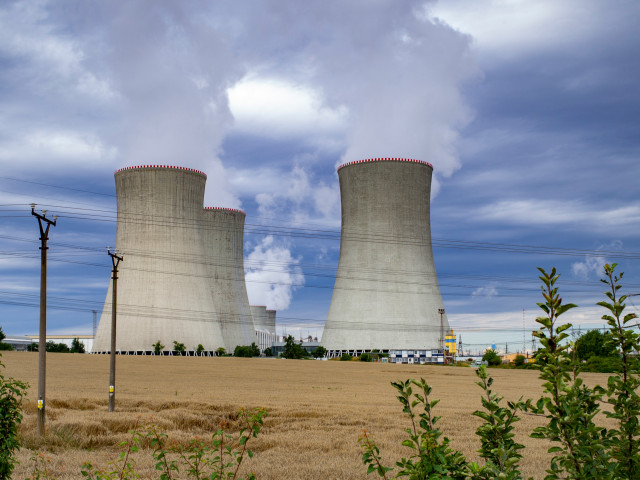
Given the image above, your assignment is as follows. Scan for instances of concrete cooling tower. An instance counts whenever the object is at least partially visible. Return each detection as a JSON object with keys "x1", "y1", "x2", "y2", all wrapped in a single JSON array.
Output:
[
  {"x1": 250, "y1": 305, "x2": 268, "y2": 331},
  {"x1": 266, "y1": 309, "x2": 276, "y2": 334},
  {"x1": 202, "y1": 207, "x2": 255, "y2": 350},
  {"x1": 321, "y1": 158, "x2": 449, "y2": 355},
  {"x1": 94, "y1": 166, "x2": 226, "y2": 354}
]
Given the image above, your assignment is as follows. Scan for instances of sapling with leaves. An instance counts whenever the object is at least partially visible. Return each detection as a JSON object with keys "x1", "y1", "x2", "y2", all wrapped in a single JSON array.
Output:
[
  {"x1": 0, "y1": 353, "x2": 28, "y2": 480},
  {"x1": 360, "y1": 371, "x2": 528, "y2": 479},
  {"x1": 472, "y1": 366, "x2": 526, "y2": 480},
  {"x1": 530, "y1": 267, "x2": 610, "y2": 479},
  {"x1": 598, "y1": 263, "x2": 640, "y2": 478},
  {"x1": 359, "y1": 378, "x2": 468, "y2": 479}
]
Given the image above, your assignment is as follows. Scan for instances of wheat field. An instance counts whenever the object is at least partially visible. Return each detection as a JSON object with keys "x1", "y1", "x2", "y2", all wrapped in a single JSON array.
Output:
[{"x1": 1, "y1": 351, "x2": 615, "y2": 479}]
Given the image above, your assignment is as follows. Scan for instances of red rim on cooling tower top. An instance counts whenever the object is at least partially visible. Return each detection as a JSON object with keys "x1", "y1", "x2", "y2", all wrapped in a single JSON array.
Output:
[
  {"x1": 204, "y1": 206, "x2": 246, "y2": 215},
  {"x1": 114, "y1": 165, "x2": 207, "y2": 178},
  {"x1": 337, "y1": 157, "x2": 433, "y2": 172}
]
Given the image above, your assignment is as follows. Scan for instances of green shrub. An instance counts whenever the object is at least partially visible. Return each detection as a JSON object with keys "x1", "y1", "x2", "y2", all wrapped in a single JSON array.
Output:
[
  {"x1": 0, "y1": 344, "x2": 13, "y2": 352},
  {"x1": 152, "y1": 341, "x2": 164, "y2": 355},
  {"x1": 282, "y1": 336, "x2": 309, "y2": 359},
  {"x1": 575, "y1": 329, "x2": 616, "y2": 362},
  {"x1": 360, "y1": 353, "x2": 372, "y2": 362},
  {"x1": 340, "y1": 353, "x2": 352, "y2": 361},
  {"x1": 482, "y1": 349, "x2": 501, "y2": 366},
  {"x1": 46, "y1": 341, "x2": 69, "y2": 353},
  {"x1": 234, "y1": 345, "x2": 250, "y2": 357},
  {"x1": 360, "y1": 367, "x2": 525, "y2": 478},
  {"x1": 312, "y1": 346, "x2": 327, "y2": 358},
  {"x1": 172, "y1": 341, "x2": 186, "y2": 354},
  {"x1": 0, "y1": 353, "x2": 28, "y2": 479},
  {"x1": 234, "y1": 343, "x2": 261, "y2": 357},
  {"x1": 70, "y1": 338, "x2": 85, "y2": 353},
  {"x1": 598, "y1": 263, "x2": 640, "y2": 478},
  {"x1": 360, "y1": 264, "x2": 640, "y2": 479},
  {"x1": 582, "y1": 355, "x2": 622, "y2": 373},
  {"x1": 263, "y1": 347, "x2": 273, "y2": 357},
  {"x1": 514, "y1": 354, "x2": 526, "y2": 367}
]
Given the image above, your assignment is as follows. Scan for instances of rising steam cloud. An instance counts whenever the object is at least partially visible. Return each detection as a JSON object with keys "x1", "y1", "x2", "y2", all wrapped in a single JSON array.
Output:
[{"x1": 3, "y1": 0, "x2": 478, "y2": 310}]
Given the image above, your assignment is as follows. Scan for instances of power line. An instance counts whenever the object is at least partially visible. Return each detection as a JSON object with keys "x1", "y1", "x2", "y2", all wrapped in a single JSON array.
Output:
[{"x1": 2, "y1": 203, "x2": 640, "y2": 261}]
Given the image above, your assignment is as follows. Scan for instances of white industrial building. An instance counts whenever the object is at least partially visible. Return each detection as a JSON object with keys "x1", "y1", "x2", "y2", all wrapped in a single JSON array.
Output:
[{"x1": 251, "y1": 305, "x2": 278, "y2": 352}]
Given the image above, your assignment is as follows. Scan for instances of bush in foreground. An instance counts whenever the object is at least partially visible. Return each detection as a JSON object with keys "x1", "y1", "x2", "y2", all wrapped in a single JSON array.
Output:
[
  {"x1": 0, "y1": 353, "x2": 28, "y2": 479},
  {"x1": 360, "y1": 264, "x2": 640, "y2": 479}
]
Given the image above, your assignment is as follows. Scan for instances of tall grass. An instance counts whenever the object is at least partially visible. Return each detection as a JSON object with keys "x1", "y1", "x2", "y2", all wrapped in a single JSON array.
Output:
[{"x1": 2, "y1": 353, "x2": 602, "y2": 479}]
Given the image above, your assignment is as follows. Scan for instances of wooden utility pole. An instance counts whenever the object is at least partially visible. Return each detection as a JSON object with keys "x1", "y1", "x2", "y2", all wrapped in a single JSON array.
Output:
[
  {"x1": 31, "y1": 204, "x2": 56, "y2": 436},
  {"x1": 107, "y1": 248, "x2": 123, "y2": 412}
]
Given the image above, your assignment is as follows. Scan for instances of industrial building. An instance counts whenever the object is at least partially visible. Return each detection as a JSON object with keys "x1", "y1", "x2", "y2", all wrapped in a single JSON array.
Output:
[
  {"x1": 321, "y1": 158, "x2": 450, "y2": 357},
  {"x1": 251, "y1": 305, "x2": 278, "y2": 353},
  {"x1": 93, "y1": 165, "x2": 257, "y2": 354}
]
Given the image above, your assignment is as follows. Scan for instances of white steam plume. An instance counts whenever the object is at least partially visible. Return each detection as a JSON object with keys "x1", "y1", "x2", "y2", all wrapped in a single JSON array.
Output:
[
  {"x1": 220, "y1": 0, "x2": 479, "y2": 179},
  {"x1": 4, "y1": 1, "x2": 478, "y2": 200},
  {"x1": 244, "y1": 236, "x2": 304, "y2": 310},
  {"x1": 101, "y1": 1, "x2": 244, "y2": 207}
]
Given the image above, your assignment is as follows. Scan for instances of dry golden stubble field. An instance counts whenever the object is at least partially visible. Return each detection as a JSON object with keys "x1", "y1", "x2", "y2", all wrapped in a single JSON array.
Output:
[{"x1": 2, "y1": 351, "x2": 616, "y2": 479}]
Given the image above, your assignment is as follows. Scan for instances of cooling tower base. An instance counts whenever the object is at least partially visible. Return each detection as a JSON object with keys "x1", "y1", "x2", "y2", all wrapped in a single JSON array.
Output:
[
  {"x1": 90, "y1": 350, "x2": 221, "y2": 356},
  {"x1": 326, "y1": 348, "x2": 450, "y2": 364}
]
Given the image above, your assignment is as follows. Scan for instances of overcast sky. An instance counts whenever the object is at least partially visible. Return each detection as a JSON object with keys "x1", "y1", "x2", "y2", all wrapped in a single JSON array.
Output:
[{"x1": 1, "y1": 0, "x2": 639, "y2": 354}]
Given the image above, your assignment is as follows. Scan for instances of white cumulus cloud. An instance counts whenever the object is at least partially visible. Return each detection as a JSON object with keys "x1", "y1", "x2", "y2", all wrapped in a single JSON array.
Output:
[
  {"x1": 472, "y1": 284, "x2": 499, "y2": 298},
  {"x1": 244, "y1": 235, "x2": 304, "y2": 310},
  {"x1": 572, "y1": 241, "x2": 623, "y2": 280}
]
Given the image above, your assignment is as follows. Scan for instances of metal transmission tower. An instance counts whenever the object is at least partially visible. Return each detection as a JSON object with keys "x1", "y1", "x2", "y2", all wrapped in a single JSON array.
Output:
[
  {"x1": 31, "y1": 204, "x2": 57, "y2": 436},
  {"x1": 321, "y1": 158, "x2": 449, "y2": 355},
  {"x1": 107, "y1": 248, "x2": 123, "y2": 412}
]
